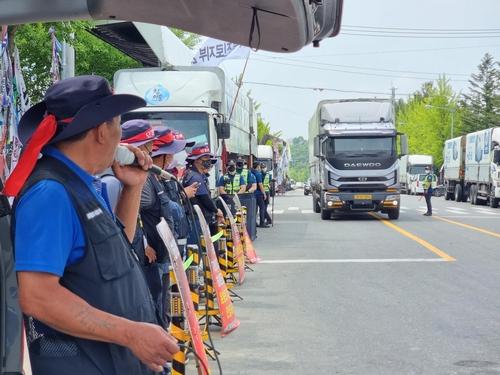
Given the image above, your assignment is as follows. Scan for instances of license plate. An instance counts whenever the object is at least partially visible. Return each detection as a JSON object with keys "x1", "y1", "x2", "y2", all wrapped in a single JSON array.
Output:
[{"x1": 354, "y1": 194, "x2": 372, "y2": 200}]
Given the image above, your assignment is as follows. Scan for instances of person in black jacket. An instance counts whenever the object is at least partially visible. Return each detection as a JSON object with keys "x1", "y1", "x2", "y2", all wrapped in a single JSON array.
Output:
[{"x1": 182, "y1": 144, "x2": 224, "y2": 235}]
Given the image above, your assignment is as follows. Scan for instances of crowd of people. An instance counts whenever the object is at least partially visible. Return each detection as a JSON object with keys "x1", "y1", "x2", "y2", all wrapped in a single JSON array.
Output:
[{"x1": 6, "y1": 75, "x2": 276, "y2": 375}]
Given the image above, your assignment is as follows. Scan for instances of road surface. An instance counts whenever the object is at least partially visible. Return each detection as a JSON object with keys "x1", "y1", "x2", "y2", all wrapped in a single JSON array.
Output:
[{"x1": 211, "y1": 190, "x2": 500, "y2": 375}]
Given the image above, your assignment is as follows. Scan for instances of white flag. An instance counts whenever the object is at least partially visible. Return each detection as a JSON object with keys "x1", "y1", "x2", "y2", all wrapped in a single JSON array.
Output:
[{"x1": 192, "y1": 38, "x2": 250, "y2": 66}]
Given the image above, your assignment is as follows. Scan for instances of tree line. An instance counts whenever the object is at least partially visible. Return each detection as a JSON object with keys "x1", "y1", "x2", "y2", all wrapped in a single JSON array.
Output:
[{"x1": 396, "y1": 52, "x2": 500, "y2": 167}]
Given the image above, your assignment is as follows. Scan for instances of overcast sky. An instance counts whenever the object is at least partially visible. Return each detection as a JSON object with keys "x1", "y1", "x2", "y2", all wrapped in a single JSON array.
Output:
[{"x1": 220, "y1": 0, "x2": 500, "y2": 140}]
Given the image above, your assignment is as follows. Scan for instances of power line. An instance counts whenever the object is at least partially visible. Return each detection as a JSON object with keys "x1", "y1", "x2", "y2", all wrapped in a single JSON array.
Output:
[
  {"x1": 342, "y1": 32, "x2": 500, "y2": 39},
  {"x1": 258, "y1": 44, "x2": 500, "y2": 59},
  {"x1": 250, "y1": 57, "x2": 469, "y2": 82},
  {"x1": 254, "y1": 55, "x2": 470, "y2": 77},
  {"x1": 344, "y1": 24, "x2": 500, "y2": 32},
  {"x1": 243, "y1": 81, "x2": 412, "y2": 96}
]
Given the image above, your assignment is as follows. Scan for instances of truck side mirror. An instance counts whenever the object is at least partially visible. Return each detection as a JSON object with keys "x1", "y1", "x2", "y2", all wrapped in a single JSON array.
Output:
[
  {"x1": 314, "y1": 136, "x2": 321, "y2": 158},
  {"x1": 399, "y1": 134, "x2": 408, "y2": 156},
  {"x1": 217, "y1": 122, "x2": 231, "y2": 140},
  {"x1": 494, "y1": 149, "x2": 500, "y2": 164}
]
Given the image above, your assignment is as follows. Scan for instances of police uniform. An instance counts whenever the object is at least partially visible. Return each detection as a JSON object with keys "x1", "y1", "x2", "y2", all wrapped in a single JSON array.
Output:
[
  {"x1": 261, "y1": 168, "x2": 273, "y2": 225},
  {"x1": 423, "y1": 171, "x2": 435, "y2": 216}
]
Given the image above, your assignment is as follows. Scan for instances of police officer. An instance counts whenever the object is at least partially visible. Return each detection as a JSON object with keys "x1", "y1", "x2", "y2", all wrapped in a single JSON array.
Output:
[
  {"x1": 236, "y1": 157, "x2": 257, "y2": 192},
  {"x1": 423, "y1": 166, "x2": 434, "y2": 216},
  {"x1": 251, "y1": 162, "x2": 269, "y2": 228},
  {"x1": 183, "y1": 144, "x2": 224, "y2": 234},
  {"x1": 218, "y1": 160, "x2": 246, "y2": 195},
  {"x1": 6, "y1": 76, "x2": 178, "y2": 374},
  {"x1": 260, "y1": 162, "x2": 273, "y2": 225}
]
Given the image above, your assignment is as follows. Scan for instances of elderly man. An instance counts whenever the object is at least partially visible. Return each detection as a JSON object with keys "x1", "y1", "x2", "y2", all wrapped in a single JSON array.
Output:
[{"x1": 4, "y1": 76, "x2": 178, "y2": 375}]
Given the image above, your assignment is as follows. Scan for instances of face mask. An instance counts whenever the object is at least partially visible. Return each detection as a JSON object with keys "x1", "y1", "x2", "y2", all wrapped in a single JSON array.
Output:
[
  {"x1": 425, "y1": 169, "x2": 430, "y2": 174},
  {"x1": 262, "y1": 168, "x2": 267, "y2": 173},
  {"x1": 201, "y1": 160, "x2": 213, "y2": 169}
]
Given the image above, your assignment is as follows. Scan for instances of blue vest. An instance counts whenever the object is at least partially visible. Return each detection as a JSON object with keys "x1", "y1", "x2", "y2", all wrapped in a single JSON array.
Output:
[{"x1": 14, "y1": 156, "x2": 158, "y2": 375}]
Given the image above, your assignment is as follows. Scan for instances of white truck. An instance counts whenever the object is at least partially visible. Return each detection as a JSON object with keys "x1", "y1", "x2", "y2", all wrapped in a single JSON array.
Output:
[
  {"x1": 464, "y1": 128, "x2": 500, "y2": 207},
  {"x1": 309, "y1": 99, "x2": 408, "y2": 220},
  {"x1": 114, "y1": 66, "x2": 258, "y2": 187},
  {"x1": 443, "y1": 136, "x2": 467, "y2": 201},
  {"x1": 256, "y1": 145, "x2": 274, "y2": 172},
  {"x1": 399, "y1": 154, "x2": 433, "y2": 194}
]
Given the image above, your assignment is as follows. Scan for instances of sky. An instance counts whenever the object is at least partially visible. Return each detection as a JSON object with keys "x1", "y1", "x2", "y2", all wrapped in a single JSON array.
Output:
[{"x1": 220, "y1": 0, "x2": 500, "y2": 140}]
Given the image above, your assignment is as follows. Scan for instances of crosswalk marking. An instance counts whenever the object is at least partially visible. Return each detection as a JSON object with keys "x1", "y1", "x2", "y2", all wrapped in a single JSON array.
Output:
[
  {"x1": 288, "y1": 207, "x2": 300, "y2": 211},
  {"x1": 301, "y1": 209, "x2": 314, "y2": 214}
]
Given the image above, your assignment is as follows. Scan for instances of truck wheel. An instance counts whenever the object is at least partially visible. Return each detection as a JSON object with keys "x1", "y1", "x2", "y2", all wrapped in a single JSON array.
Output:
[
  {"x1": 388, "y1": 208, "x2": 400, "y2": 220},
  {"x1": 455, "y1": 185, "x2": 463, "y2": 202},
  {"x1": 490, "y1": 196, "x2": 499, "y2": 208},
  {"x1": 313, "y1": 196, "x2": 321, "y2": 213},
  {"x1": 320, "y1": 208, "x2": 331, "y2": 220}
]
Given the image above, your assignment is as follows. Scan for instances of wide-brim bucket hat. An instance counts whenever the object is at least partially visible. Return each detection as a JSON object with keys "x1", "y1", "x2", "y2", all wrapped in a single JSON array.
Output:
[
  {"x1": 18, "y1": 75, "x2": 146, "y2": 145},
  {"x1": 152, "y1": 129, "x2": 196, "y2": 157},
  {"x1": 120, "y1": 119, "x2": 155, "y2": 147},
  {"x1": 186, "y1": 143, "x2": 217, "y2": 164}
]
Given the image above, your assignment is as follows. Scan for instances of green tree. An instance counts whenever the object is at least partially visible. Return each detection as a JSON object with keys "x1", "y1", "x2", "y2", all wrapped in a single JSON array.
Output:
[
  {"x1": 397, "y1": 76, "x2": 462, "y2": 167},
  {"x1": 14, "y1": 21, "x2": 141, "y2": 101},
  {"x1": 170, "y1": 28, "x2": 201, "y2": 49},
  {"x1": 462, "y1": 53, "x2": 500, "y2": 132},
  {"x1": 289, "y1": 136, "x2": 309, "y2": 182}
]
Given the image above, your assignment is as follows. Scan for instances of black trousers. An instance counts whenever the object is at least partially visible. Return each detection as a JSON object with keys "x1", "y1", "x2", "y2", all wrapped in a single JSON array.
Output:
[
  {"x1": 256, "y1": 194, "x2": 266, "y2": 226},
  {"x1": 424, "y1": 191, "x2": 432, "y2": 214},
  {"x1": 264, "y1": 193, "x2": 272, "y2": 223}
]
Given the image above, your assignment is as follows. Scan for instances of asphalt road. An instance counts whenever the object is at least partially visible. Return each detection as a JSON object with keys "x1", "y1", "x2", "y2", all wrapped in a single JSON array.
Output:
[{"x1": 209, "y1": 190, "x2": 500, "y2": 375}]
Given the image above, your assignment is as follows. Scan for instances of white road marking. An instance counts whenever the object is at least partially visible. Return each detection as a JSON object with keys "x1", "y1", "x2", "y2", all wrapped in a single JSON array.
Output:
[
  {"x1": 301, "y1": 209, "x2": 314, "y2": 214},
  {"x1": 288, "y1": 207, "x2": 300, "y2": 211},
  {"x1": 471, "y1": 208, "x2": 499, "y2": 215},
  {"x1": 446, "y1": 206, "x2": 467, "y2": 211},
  {"x1": 446, "y1": 208, "x2": 467, "y2": 214},
  {"x1": 260, "y1": 258, "x2": 448, "y2": 264},
  {"x1": 273, "y1": 210, "x2": 285, "y2": 214},
  {"x1": 441, "y1": 215, "x2": 500, "y2": 219}
]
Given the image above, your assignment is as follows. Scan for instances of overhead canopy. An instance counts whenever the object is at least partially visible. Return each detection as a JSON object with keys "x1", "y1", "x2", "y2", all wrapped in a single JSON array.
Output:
[
  {"x1": 90, "y1": 22, "x2": 194, "y2": 67},
  {"x1": 1, "y1": 0, "x2": 343, "y2": 53}
]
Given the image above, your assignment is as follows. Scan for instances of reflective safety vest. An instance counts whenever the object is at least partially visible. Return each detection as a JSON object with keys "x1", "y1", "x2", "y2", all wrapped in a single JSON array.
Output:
[
  {"x1": 224, "y1": 173, "x2": 241, "y2": 194},
  {"x1": 262, "y1": 173, "x2": 271, "y2": 192},
  {"x1": 239, "y1": 168, "x2": 249, "y2": 184},
  {"x1": 423, "y1": 174, "x2": 437, "y2": 190}
]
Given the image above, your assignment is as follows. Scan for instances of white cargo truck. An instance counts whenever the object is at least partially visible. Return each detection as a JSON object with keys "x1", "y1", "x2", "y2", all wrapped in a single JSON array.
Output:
[
  {"x1": 399, "y1": 154, "x2": 433, "y2": 194},
  {"x1": 309, "y1": 99, "x2": 408, "y2": 220},
  {"x1": 114, "y1": 66, "x2": 258, "y2": 187},
  {"x1": 464, "y1": 128, "x2": 500, "y2": 207},
  {"x1": 443, "y1": 136, "x2": 466, "y2": 201}
]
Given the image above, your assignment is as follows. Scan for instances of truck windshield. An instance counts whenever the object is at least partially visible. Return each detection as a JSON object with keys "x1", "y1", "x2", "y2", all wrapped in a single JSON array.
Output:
[
  {"x1": 326, "y1": 137, "x2": 395, "y2": 158},
  {"x1": 409, "y1": 166, "x2": 430, "y2": 175},
  {"x1": 121, "y1": 112, "x2": 210, "y2": 145}
]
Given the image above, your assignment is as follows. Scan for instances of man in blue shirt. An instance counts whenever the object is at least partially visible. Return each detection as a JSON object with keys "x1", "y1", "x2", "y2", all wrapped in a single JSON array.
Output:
[
  {"x1": 5, "y1": 76, "x2": 178, "y2": 374},
  {"x1": 251, "y1": 162, "x2": 269, "y2": 228}
]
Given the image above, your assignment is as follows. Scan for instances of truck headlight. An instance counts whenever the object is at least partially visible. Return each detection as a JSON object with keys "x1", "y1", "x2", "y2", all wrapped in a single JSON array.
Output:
[
  {"x1": 326, "y1": 194, "x2": 341, "y2": 202},
  {"x1": 385, "y1": 195, "x2": 400, "y2": 201}
]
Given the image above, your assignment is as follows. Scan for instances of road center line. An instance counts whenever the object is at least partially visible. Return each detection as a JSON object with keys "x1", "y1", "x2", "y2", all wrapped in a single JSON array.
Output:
[
  {"x1": 260, "y1": 258, "x2": 449, "y2": 264},
  {"x1": 369, "y1": 213, "x2": 455, "y2": 262},
  {"x1": 434, "y1": 215, "x2": 500, "y2": 239}
]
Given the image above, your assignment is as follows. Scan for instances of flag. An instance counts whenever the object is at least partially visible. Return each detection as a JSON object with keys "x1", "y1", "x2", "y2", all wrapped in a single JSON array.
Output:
[{"x1": 192, "y1": 38, "x2": 250, "y2": 66}]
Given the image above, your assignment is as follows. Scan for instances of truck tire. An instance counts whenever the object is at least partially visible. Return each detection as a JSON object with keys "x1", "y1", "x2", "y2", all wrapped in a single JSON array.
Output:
[
  {"x1": 313, "y1": 196, "x2": 321, "y2": 213},
  {"x1": 490, "y1": 196, "x2": 499, "y2": 208},
  {"x1": 388, "y1": 208, "x2": 400, "y2": 220},
  {"x1": 320, "y1": 208, "x2": 331, "y2": 220},
  {"x1": 455, "y1": 185, "x2": 463, "y2": 202}
]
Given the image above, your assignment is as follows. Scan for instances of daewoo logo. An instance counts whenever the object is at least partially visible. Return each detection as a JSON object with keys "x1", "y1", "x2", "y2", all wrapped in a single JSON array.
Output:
[{"x1": 344, "y1": 162, "x2": 382, "y2": 168}]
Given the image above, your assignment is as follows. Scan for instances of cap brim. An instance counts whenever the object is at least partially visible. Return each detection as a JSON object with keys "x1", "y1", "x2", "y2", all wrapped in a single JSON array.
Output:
[
  {"x1": 185, "y1": 140, "x2": 196, "y2": 148},
  {"x1": 18, "y1": 101, "x2": 48, "y2": 145},
  {"x1": 19, "y1": 94, "x2": 146, "y2": 145},
  {"x1": 152, "y1": 140, "x2": 188, "y2": 157}
]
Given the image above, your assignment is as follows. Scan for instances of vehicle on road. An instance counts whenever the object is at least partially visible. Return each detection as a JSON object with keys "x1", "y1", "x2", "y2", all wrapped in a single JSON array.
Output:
[
  {"x1": 443, "y1": 136, "x2": 467, "y2": 202},
  {"x1": 114, "y1": 65, "x2": 258, "y2": 188},
  {"x1": 399, "y1": 154, "x2": 433, "y2": 194},
  {"x1": 464, "y1": 128, "x2": 500, "y2": 207},
  {"x1": 309, "y1": 99, "x2": 408, "y2": 220},
  {"x1": 304, "y1": 180, "x2": 312, "y2": 195}
]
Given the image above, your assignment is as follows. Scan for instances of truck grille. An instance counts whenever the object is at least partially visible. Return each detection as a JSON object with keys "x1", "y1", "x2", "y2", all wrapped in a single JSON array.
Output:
[
  {"x1": 337, "y1": 177, "x2": 387, "y2": 182},
  {"x1": 338, "y1": 184, "x2": 387, "y2": 192}
]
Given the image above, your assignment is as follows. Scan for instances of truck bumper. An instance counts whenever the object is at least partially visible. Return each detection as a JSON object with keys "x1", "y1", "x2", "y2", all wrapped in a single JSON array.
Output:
[{"x1": 323, "y1": 191, "x2": 400, "y2": 212}]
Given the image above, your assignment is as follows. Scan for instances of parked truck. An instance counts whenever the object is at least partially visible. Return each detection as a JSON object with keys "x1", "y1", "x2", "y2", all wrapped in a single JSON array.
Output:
[
  {"x1": 399, "y1": 154, "x2": 433, "y2": 194},
  {"x1": 308, "y1": 99, "x2": 408, "y2": 220},
  {"x1": 464, "y1": 128, "x2": 500, "y2": 207},
  {"x1": 114, "y1": 65, "x2": 258, "y2": 188},
  {"x1": 443, "y1": 136, "x2": 466, "y2": 201}
]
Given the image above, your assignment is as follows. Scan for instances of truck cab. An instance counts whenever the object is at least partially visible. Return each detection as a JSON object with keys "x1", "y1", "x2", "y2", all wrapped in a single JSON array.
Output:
[{"x1": 309, "y1": 99, "x2": 408, "y2": 220}]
